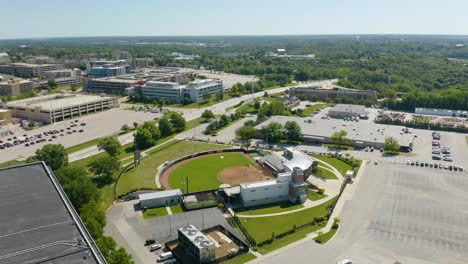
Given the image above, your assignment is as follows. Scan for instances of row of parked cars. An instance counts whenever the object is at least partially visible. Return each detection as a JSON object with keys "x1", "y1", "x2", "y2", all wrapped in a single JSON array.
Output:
[
  {"x1": 431, "y1": 131, "x2": 453, "y2": 162},
  {"x1": 406, "y1": 160, "x2": 464, "y2": 171},
  {"x1": 145, "y1": 239, "x2": 176, "y2": 263}
]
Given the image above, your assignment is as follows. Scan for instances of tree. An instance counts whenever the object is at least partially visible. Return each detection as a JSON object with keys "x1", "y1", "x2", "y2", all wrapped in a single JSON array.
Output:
[
  {"x1": 107, "y1": 247, "x2": 135, "y2": 264},
  {"x1": 96, "y1": 235, "x2": 117, "y2": 259},
  {"x1": 158, "y1": 117, "x2": 174, "y2": 137},
  {"x1": 70, "y1": 83, "x2": 80, "y2": 91},
  {"x1": 253, "y1": 99, "x2": 261, "y2": 110},
  {"x1": 35, "y1": 144, "x2": 68, "y2": 170},
  {"x1": 47, "y1": 79, "x2": 58, "y2": 88},
  {"x1": 28, "y1": 121, "x2": 36, "y2": 128},
  {"x1": 260, "y1": 122, "x2": 284, "y2": 143},
  {"x1": 169, "y1": 112, "x2": 186, "y2": 132},
  {"x1": 181, "y1": 97, "x2": 192, "y2": 105},
  {"x1": 202, "y1": 92, "x2": 211, "y2": 102},
  {"x1": 54, "y1": 166, "x2": 99, "y2": 210},
  {"x1": 236, "y1": 126, "x2": 257, "y2": 141},
  {"x1": 201, "y1": 109, "x2": 215, "y2": 121},
  {"x1": 215, "y1": 92, "x2": 223, "y2": 101},
  {"x1": 97, "y1": 137, "x2": 122, "y2": 156},
  {"x1": 135, "y1": 121, "x2": 160, "y2": 149},
  {"x1": 284, "y1": 121, "x2": 302, "y2": 142},
  {"x1": 330, "y1": 130, "x2": 350, "y2": 147},
  {"x1": 219, "y1": 114, "x2": 230, "y2": 126},
  {"x1": 121, "y1": 124, "x2": 130, "y2": 132},
  {"x1": 90, "y1": 156, "x2": 120, "y2": 182},
  {"x1": 133, "y1": 122, "x2": 138, "y2": 129},
  {"x1": 384, "y1": 136, "x2": 400, "y2": 153}
]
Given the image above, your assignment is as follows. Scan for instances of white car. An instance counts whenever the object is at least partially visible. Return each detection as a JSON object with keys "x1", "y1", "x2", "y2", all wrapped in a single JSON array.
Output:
[{"x1": 337, "y1": 259, "x2": 353, "y2": 264}]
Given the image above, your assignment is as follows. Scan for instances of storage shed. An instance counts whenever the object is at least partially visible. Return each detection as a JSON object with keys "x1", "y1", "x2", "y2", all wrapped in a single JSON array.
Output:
[{"x1": 139, "y1": 189, "x2": 183, "y2": 209}]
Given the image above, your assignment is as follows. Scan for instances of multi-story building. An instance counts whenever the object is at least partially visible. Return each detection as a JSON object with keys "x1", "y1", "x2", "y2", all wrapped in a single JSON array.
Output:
[
  {"x1": 0, "y1": 78, "x2": 34, "y2": 95},
  {"x1": 44, "y1": 69, "x2": 81, "y2": 80},
  {"x1": 290, "y1": 86, "x2": 378, "y2": 102},
  {"x1": 0, "y1": 109, "x2": 12, "y2": 125},
  {"x1": 84, "y1": 77, "x2": 139, "y2": 95},
  {"x1": 141, "y1": 81, "x2": 182, "y2": 103},
  {"x1": 184, "y1": 79, "x2": 223, "y2": 102},
  {"x1": 87, "y1": 60, "x2": 130, "y2": 77},
  {"x1": 0, "y1": 63, "x2": 63, "y2": 77},
  {"x1": 0, "y1": 52, "x2": 10, "y2": 64},
  {"x1": 112, "y1": 50, "x2": 131, "y2": 60},
  {"x1": 178, "y1": 225, "x2": 216, "y2": 263},
  {"x1": 131, "y1": 58, "x2": 151, "y2": 68},
  {"x1": 2, "y1": 93, "x2": 118, "y2": 124}
]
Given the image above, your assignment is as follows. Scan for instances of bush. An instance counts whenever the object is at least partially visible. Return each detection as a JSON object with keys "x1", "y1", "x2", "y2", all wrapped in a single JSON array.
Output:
[
  {"x1": 217, "y1": 203, "x2": 226, "y2": 212},
  {"x1": 317, "y1": 188, "x2": 325, "y2": 195}
]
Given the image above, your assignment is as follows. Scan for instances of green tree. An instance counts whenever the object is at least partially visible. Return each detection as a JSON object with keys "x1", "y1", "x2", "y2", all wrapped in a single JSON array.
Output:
[
  {"x1": 215, "y1": 92, "x2": 223, "y2": 101},
  {"x1": 97, "y1": 137, "x2": 122, "y2": 156},
  {"x1": 135, "y1": 121, "x2": 161, "y2": 148},
  {"x1": 201, "y1": 109, "x2": 215, "y2": 121},
  {"x1": 219, "y1": 114, "x2": 230, "y2": 126},
  {"x1": 121, "y1": 124, "x2": 130, "y2": 132},
  {"x1": 384, "y1": 136, "x2": 400, "y2": 153},
  {"x1": 202, "y1": 92, "x2": 211, "y2": 102},
  {"x1": 158, "y1": 117, "x2": 174, "y2": 137},
  {"x1": 261, "y1": 122, "x2": 284, "y2": 142},
  {"x1": 70, "y1": 83, "x2": 80, "y2": 91},
  {"x1": 253, "y1": 99, "x2": 261, "y2": 110},
  {"x1": 96, "y1": 235, "x2": 117, "y2": 259},
  {"x1": 89, "y1": 156, "x2": 121, "y2": 182},
  {"x1": 330, "y1": 130, "x2": 350, "y2": 147},
  {"x1": 54, "y1": 166, "x2": 99, "y2": 210},
  {"x1": 284, "y1": 121, "x2": 302, "y2": 142},
  {"x1": 35, "y1": 144, "x2": 68, "y2": 170},
  {"x1": 28, "y1": 121, "x2": 36, "y2": 128},
  {"x1": 236, "y1": 126, "x2": 257, "y2": 141},
  {"x1": 107, "y1": 247, "x2": 135, "y2": 264},
  {"x1": 47, "y1": 79, "x2": 58, "y2": 88},
  {"x1": 169, "y1": 112, "x2": 186, "y2": 132}
]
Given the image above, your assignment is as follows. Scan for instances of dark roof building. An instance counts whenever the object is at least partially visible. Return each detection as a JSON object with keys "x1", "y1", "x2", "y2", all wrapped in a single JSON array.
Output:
[{"x1": 0, "y1": 162, "x2": 105, "y2": 264}]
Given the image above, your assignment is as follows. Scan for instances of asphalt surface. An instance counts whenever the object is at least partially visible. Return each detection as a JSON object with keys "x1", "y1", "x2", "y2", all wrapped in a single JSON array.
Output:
[{"x1": 256, "y1": 161, "x2": 468, "y2": 264}]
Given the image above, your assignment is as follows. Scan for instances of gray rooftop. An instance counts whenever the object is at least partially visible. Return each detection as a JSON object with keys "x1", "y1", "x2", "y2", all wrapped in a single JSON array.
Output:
[
  {"x1": 329, "y1": 104, "x2": 367, "y2": 115},
  {"x1": 0, "y1": 162, "x2": 104, "y2": 263},
  {"x1": 139, "y1": 189, "x2": 182, "y2": 201}
]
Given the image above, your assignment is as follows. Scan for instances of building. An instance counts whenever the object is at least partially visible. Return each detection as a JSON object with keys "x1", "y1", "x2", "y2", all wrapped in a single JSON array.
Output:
[
  {"x1": 84, "y1": 77, "x2": 139, "y2": 94},
  {"x1": 87, "y1": 60, "x2": 130, "y2": 77},
  {"x1": 141, "y1": 81, "x2": 182, "y2": 103},
  {"x1": 178, "y1": 225, "x2": 216, "y2": 263},
  {"x1": 184, "y1": 79, "x2": 223, "y2": 102},
  {"x1": 290, "y1": 86, "x2": 378, "y2": 102},
  {"x1": 131, "y1": 58, "x2": 151, "y2": 68},
  {"x1": 0, "y1": 78, "x2": 34, "y2": 95},
  {"x1": 2, "y1": 93, "x2": 118, "y2": 123},
  {"x1": 0, "y1": 63, "x2": 63, "y2": 77},
  {"x1": 112, "y1": 50, "x2": 131, "y2": 60},
  {"x1": 328, "y1": 104, "x2": 368, "y2": 119},
  {"x1": 278, "y1": 95, "x2": 300, "y2": 108},
  {"x1": 0, "y1": 162, "x2": 105, "y2": 263},
  {"x1": 139, "y1": 189, "x2": 183, "y2": 209},
  {"x1": 54, "y1": 77, "x2": 81, "y2": 86},
  {"x1": 415, "y1": 107, "x2": 468, "y2": 118},
  {"x1": 0, "y1": 109, "x2": 12, "y2": 125},
  {"x1": 0, "y1": 52, "x2": 10, "y2": 64},
  {"x1": 44, "y1": 69, "x2": 81, "y2": 79}
]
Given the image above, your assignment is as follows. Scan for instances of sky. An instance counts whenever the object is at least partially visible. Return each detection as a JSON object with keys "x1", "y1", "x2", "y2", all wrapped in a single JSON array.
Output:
[{"x1": 0, "y1": 0, "x2": 467, "y2": 39}]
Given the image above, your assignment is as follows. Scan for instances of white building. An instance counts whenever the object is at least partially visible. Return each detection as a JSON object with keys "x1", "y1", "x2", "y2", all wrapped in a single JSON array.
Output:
[
  {"x1": 139, "y1": 189, "x2": 182, "y2": 209},
  {"x1": 415, "y1": 107, "x2": 468, "y2": 118},
  {"x1": 184, "y1": 79, "x2": 223, "y2": 102},
  {"x1": 240, "y1": 180, "x2": 290, "y2": 207},
  {"x1": 140, "y1": 79, "x2": 223, "y2": 103},
  {"x1": 0, "y1": 53, "x2": 10, "y2": 64},
  {"x1": 112, "y1": 50, "x2": 131, "y2": 60}
]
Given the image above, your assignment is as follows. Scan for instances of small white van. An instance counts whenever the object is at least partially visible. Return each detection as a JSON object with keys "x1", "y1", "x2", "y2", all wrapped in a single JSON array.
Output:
[{"x1": 157, "y1": 252, "x2": 173, "y2": 262}]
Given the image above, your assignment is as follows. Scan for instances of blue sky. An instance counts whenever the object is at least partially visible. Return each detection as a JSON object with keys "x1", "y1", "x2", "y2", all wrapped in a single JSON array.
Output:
[{"x1": 0, "y1": 0, "x2": 467, "y2": 38}]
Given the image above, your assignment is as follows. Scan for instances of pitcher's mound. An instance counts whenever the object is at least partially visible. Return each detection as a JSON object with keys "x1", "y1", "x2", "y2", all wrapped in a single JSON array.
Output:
[{"x1": 218, "y1": 166, "x2": 271, "y2": 185}]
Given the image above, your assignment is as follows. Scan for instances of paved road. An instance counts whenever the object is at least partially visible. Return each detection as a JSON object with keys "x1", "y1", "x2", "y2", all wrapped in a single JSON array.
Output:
[{"x1": 253, "y1": 161, "x2": 468, "y2": 264}]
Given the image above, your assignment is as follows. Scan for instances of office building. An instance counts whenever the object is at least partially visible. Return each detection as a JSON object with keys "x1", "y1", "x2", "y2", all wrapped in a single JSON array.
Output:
[
  {"x1": 0, "y1": 63, "x2": 63, "y2": 77},
  {"x1": 131, "y1": 58, "x2": 151, "y2": 68},
  {"x1": 178, "y1": 225, "x2": 216, "y2": 263},
  {"x1": 139, "y1": 189, "x2": 182, "y2": 209},
  {"x1": 2, "y1": 93, "x2": 118, "y2": 123},
  {"x1": 141, "y1": 81, "x2": 182, "y2": 103},
  {"x1": 0, "y1": 109, "x2": 12, "y2": 125},
  {"x1": 184, "y1": 79, "x2": 223, "y2": 102},
  {"x1": 84, "y1": 77, "x2": 139, "y2": 94},
  {"x1": 0, "y1": 52, "x2": 10, "y2": 64},
  {"x1": 415, "y1": 107, "x2": 468, "y2": 118},
  {"x1": 87, "y1": 60, "x2": 130, "y2": 77},
  {"x1": 0, "y1": 162, "x2": 105, "y2": 263},
  {"x1": 290, "y1": 86, "x2": 378, "y2": 102},
  {"x1": 0, "y1": 78, "x2": 34, "y2": 95},
  {"x1": 44, "y1": 69, "x2": 81, "y2": 80},
  {"x1": 112, "y1": 50, "x2": 131, "y2": 60},
  {"x1": 328, "y1": 104, "x2": 367, "y2": 119}
]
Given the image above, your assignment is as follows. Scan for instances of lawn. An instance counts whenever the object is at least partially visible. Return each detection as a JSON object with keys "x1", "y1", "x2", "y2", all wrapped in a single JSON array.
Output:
[
  {"x1": 307, "y1": 189, "x2": 328, "y2": 201},
  {"x1": 171, "y1": 94, "x2": 235, "y2": 109},
  {"x1": 169, "y1": 153, "x2": 257, "y2": 193},
  {"x1": 312, "y1": 155, "x2": 353, "y2": 176},
  {"x1": 301, "y1": 103, "x2": 325, "y2": 116},
  {"x1": 142, "y1": 206, "x2": 168, "y2": 219},
  {"x1": 222, "y1": 253, "x2": 257, "y2": 264},
  {"x1": 314, "y1": 167, "x2": 338, "y2": 180},
  {"x1": 0, "y1": 159, "x2": 26, "y2": 169},
  {"x1": 240, "y1": 197, "x2": 336, "y2": 243},
  {"x1": 314, "y1": 227, "x2": 338, "y2": 244},
  {"x1": 169, "y1": 204, "x2": 184, "y2": 214},
  {"x1": 234, "y1": 202, "x2": 304, "y2": 216},
  {"x1": 70, "y1": 141, "x2": 135, "y2": 172},
  {"x1": 116, "y1": 140, "x2": 228, "y2": 196}
]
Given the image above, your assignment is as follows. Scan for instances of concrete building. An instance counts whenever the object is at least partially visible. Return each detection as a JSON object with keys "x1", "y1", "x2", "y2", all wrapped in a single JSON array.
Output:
[
  {"x1": 84, "y1": 77, "x2": 139, "y2": 95},
  {"x1": 131, "y1": 58, "x2": 151, "y2": 68},
  {"x1": 0, "y1": 78, "x2": 34, "y2": 95},
  {"x1": 141, "y1": 81, "x2": 182, "y2": 103},
  {"x1": 112, "y1": 50, "x2": 131, "y2": 60},
  {"x1": 178, "y1": 225, "x2": 216, "y2": 263},
  {"x1": 44, "y1": 69, "x2": 80, "y2": 79},
  {"x1": 87, "y1": 60, "x2": 130, "y2": 77},
  {"x1": 139, "y1": 189, "x2": 182, "y2": 209},
  {"x1": 184, "y1": 79, "x2": 223, "y2": 102},
  {"x1": 328, "y1": 104, "x2": 368, "y2": 119},
  {"x1": 0, "y1": 109, "x2": 12, "y2": 125},
  {"x1": 0, "y1": 162, "x2": 105, "y2": 263},
  {"x1": 0, "y1": 52, "x2": 10, "y2": 64},
  {"x1": 2, "y1": 93, "x2": 118, "y2": 123},
  {"x1": 0, "y1": 63, "x2": 63, "y2": 77},
  {"x1": 290, "y1": 86, "x2": 378, "y2": 102},
  {"x1": 415, "y1": 107, "x2": 468, "y2": 118}
]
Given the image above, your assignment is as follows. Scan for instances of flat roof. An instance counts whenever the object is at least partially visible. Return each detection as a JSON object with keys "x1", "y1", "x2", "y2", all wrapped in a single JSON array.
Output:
[
  {"x1": 139, "y1": 189, "x2": 182, "y2": 201},
  {"x1": 283, "y1": 147, "x2": 314, "y2": 172},
  {"x1": 0, "y1": 162, "x2": 104, "y2": 263},
  {"x1": 329, "y1": 104, "x2": 367, "y2": 115},
  {"x1": 6, "y1": 94, "x2": 115, "y2": 111},
  {"x1": 255, "y1": 115, "x2": 414, "y2": 146},
  {"x1": 240, "y1": 179, "x2": 283, "y2": 189},
  {"x1": 10, "y1": 63, "x2": 58, "y2": 67}
]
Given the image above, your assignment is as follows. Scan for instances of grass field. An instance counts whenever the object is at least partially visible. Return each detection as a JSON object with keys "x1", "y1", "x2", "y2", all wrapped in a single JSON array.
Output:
[
  {"x1": 301, "y1": 103, "x2": 325, "y2": 116},
  {"x1": 0, "y1": 159, "x2": 26, "y2": 169},
  {"x1": 240, "y1": 197, "x2": 336, "y2": 244},
  {"x1": 314, "y1": 167, "x2": 338, "y2": 180},
  {"x1": 314, "y1": 227, "x2": 338, "y2": 244},
  {"x1": 312, "y1": 155, "x2": 353, "y2": 176},
  {"x1": 142, "y1": 206, "x2": 168, "y2": 219},
  {"x1": 169, "y1": 204, "x2": 184, "y2": 214},
  {"x1": 223, "y1": 253, "x2": 257, "y2": 264},
  {"x1": 117, "y1": 140, "x2": 228, "y2": 196},
  {"x1": 168, "y1": 153, "x2": 256, "y2": 193},
  {"x1": 307, "y1": 189, "x2": 328, "y2": 201},
  {"x1": 234, "y1": 202, "x2": 304, "y2": 216}
]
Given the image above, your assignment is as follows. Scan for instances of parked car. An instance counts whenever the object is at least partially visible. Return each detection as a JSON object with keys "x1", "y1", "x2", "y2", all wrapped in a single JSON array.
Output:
[
  {"x1": 145, "y1": 239, "x2": 155, "y2": 246},
  {"x1": 157, "y1": 252, "x2": 173, "y2": 262},
  {"x1": 150, "y1": 244, "x2": 162, "y2": 251},
  {"x1": 337, "y1": 260, "x2": 353, "y2": 264}
]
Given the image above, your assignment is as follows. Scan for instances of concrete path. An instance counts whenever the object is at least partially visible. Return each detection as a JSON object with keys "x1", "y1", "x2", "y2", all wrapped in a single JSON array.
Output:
[{"x1": 166, "y1": 206, "x2": 173, "y2": 215}]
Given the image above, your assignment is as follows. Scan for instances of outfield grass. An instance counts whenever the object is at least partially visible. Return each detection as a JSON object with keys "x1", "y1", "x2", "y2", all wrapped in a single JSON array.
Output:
[
  {"x1": 234, "y1": 202, "x2": 304, "y2": 216},
  {"x1": 307, "y1": 189, "x2": 328, "y2": 201},
  {"x1": 169, "y1": 153, "x2": 256, "y2": 193},
  {"x1": 314, "y1": 227, "x2": 338, "y2": 244},
  {"x1": 142, "y1": 206, "x2": 168, "y2": 219},
  {"x1": 241, "y1": 197, "x2": 336, "y2": 243},
  {"x1": 312, "y1": 155, "x2": 353, "y2": 176},
  {"x1": 169, "y1": 204, "x2": 184, "y2": 214},
  {"x1": 302, "y1": 103, "x2": 325, "y2": 116},
  {"x1": 314, "y1": 167, "x2": 338, "y2": 180},
  {"x1": 222, "y1": 253, "x2": 257, "y2": 264},
  {"x1": 117, "y1": 140, "x2": 228, "y2": 196}
]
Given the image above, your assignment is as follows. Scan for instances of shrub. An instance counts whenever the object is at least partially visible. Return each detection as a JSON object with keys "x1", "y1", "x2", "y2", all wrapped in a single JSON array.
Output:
[{"x1": 317, "y1": 188, "x2": 325, "y2": 195}]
